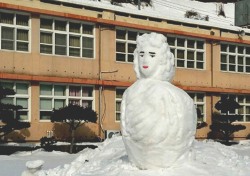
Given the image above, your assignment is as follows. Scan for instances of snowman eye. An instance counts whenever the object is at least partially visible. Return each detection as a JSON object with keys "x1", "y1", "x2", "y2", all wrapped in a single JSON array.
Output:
[
  {"x1": 139, "y1": 51, "x2": 144, "y2": 57},
  {"x1": 149, "y1": 52, "x2": 156, "y2": 57}
]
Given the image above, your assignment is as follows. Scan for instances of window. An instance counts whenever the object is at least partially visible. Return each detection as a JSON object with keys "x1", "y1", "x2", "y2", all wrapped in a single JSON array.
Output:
[
  {"x1": 167, "y1": 36, "x2": 205, "y2": 69},
  {"x1": 115, "y1": 88, "x2": 126, "y2": 121},
  {"x1": 0, "y1": 11, "x2": 30, "y2": 51},
  {"x1": 188, "y1": 92, "x2": 206, "y2": 122},
  {"x1": 220, "y1": 43, "x2": 250, "y2": 73},
  {"x1": 0, "y1": 81, "x2": 30, "y2": 121},
  {"x1": 116, "y1": 29, "x2": 144, "y2": 63},
  {"x1": 40, "y1": 17, "x2": 94, "y2": 58},
  {"x1": 220, "y1": 94, "x2": 250, "y2": 122},
  {"x1": 39, "y1": 84, "x2": 94, "y2": 120}
]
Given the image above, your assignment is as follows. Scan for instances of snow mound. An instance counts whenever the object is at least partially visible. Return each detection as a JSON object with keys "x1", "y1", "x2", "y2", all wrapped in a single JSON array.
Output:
[{"x1": 35, "y1": 136, "x2": 250, "y2": 176}]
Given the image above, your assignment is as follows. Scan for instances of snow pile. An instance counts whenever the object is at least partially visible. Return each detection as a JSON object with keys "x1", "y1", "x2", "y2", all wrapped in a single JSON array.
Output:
[
  {"x1": 57, "y1": 0, "x2": 237, "y2": 29},
  {"x1": 120, "y1": 33, "x2": 197, "y2": 169},
  {"x1": 34, "y1": 136, "x2": 250, "y2": 176}
]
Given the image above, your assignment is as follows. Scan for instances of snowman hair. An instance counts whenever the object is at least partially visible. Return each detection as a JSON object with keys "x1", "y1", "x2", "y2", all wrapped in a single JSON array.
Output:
[{"x1": 133, "y1": 32, "x2": 175, "y2": 81}]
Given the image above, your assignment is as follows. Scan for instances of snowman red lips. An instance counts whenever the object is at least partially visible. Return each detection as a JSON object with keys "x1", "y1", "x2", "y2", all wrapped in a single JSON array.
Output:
[{"x1": 143, "y1": 66, "x2": 149, "y2": 69}]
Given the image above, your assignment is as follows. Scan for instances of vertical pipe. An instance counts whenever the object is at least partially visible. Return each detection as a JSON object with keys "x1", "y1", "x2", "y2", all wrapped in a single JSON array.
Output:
[{"x1": 98, "y1": 24, "x2": 102, "y2": 138}]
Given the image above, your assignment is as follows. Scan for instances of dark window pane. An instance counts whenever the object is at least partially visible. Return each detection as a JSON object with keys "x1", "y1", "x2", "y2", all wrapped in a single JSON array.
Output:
[
  {"x1": 17, "y1": 29, "x2": 28, "y2": 41},
  {"x1": 116, "y1": 53, "x2": 126, "y2": 61},
  {"x1": 116, "y1": 30, "x2": 126, "y2": 39},
  {"x1": 187, "y1": 40, "x2": 195, "y2": 48},
  {"x1": 82, "y1": 37, "x2": 93, "y2": 48},
  {"x1": 2, "y1": 41, "x2": 14, "y2": 50},
  {"x1": 40, "y1": 32, "x2": 52, "y2": 44},
  {"x1": 238, "y1": 46, "x2": 244, "y2": 54},
  {"x1": 128, "y1": 54, "x2": 134, "y2": 62},
  {"x1": 128, "y1": 43, "x2": 136, "y2": 53},
  {"x1": 69, "y1": 48, "x2": 80, "y2": 57},
  {"x1": 0, "y1": 12, "x2": 14, "y2": 24},
  {"x1": 229, "y1": 65, "x2": 236, "y2": 71},
  {"x1": 55, "y1": 46, "x2": 66, "y2": 55},
  {"x1": 229, "y1": 55, "x2": 235, "y2": 64},
  {"x1": 197, "y1": 41, "x2": 204, "y2": 49},
  {"x1": 128, "y1": 31, "x2": 137, "y2": 41},
  {"x1": 177, "y1": 38, "x2": 185, "y2": 47},
  {"x1": 246, "y1": 66, "x2": 250, "y2": 73},
  {"x1": 187, "y1": 61, "x2": 194, "y2": 68},
  {"x1": 82, "y1": 24, "x2": 93, "y2": 35},
  {"x1": 17, "y1": 42, "x2": 28, "y2": 51},
  {"x1": 197, "y1": 52, "x2": 204, "y2": 61},
  {"x1": 187, "y1": 51, "x2": 194, "y2": 60},
  {"x1": 82, "y1": 49, "x2": 93, "y2": 58},
  {"x1": 55, "y1": 34, "x2": 66, "y2": 45},
  {"x1": 55, "y1": 20, "x2": 66, "y2": 31},
  {"x1": 238, "y1": 66, "x2": 244, "y2": 72},
  {"x1": 167, "y1": 37, "x2": 175, "y2": 46},
  {"x1": 196, "y1": 62, "x2": 204, "y2": 69},
  {"x1": 116, "y1": 42, "x2": 125, "y2": 52},
  {"x1": 221, "y1": 44, "x2": 227, "y2": 52},
  {"x1": 221, "y1": 54, "x2": 227, "y2": 63},
  {"x1": 69, "y1": 36, "x2": 80, "y2": 47},
  {"x1": 177, "y1": 50, "x2": 184, "y2": 59},
  {"x1": 246, "y1": 58, "x2": 250, "y2": 65},
  {"x1": 40, "y1": 18, "x2": 53, "y2": 29},
  {"x1": 177, "y1": 60, "x2": 184, "y2": 67},
  {"x1": 40, "y1": 111, "x2": 52, "y2": 120},
  {"x1": 229, "y1": 45, "x2": 236, "y2": 53},
  {"x1": 221, "y1": 64, "x2": 227, "y2": 71},
  {"x1": 238, "y1": 56, "x2": 244, "y2": 65},
  {"x1": 69, "y1": 22, "x2": 80, "y2": 33},
  {"x1": 246, "y1": 47, "x2": 250, "y2": 54},
  {"x1": 82, "y1": 87, "x2": 93, "y2": 97},
  {"x1": 16, "y1": 14, "x2": 29, "y2": 26},
  {"x1": 2, "y1": 27, "x2": 14, "y2": 40},
  {"x1": 40, "y1": 45, "x2": 52, "y2": 54}
]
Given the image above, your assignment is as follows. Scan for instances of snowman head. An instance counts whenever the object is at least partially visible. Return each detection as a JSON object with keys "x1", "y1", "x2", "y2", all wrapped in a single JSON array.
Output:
[{"x1": 133, "y1": 32, "x2": 175, "y2": 81}]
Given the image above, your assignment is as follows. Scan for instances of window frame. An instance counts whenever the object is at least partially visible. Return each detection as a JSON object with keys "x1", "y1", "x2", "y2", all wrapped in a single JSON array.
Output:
[
  {"x1": 115, "y1": 87, "x2": 127, "y2": 122},
  {"x1": 115, "y1": 28, "x2": 145, "y2": 63},
  {"x1": 0, "y1": 10, "x2": 30, "y2": 52},
  {"x1": 40, "y1": 16, "x2": 95, "y2": 59},
  {"x1": 220, "y1": 94, "x2": 250, "y2": 122},
  {"x1": 167, "y1": 35, "x2": 205, "y2": 70},
  {"x1": 220, "y1": 43, "x2": 250, "y2": 74},
  {"x1": 187, "y1": 92, "x2": 206, "y2": 122},
  {"x1": 39, "y1": 83, "x2": 95, "y2": 121},
  {"x1": 0, "y1": 80, "x2": 31, "y2": 121}
]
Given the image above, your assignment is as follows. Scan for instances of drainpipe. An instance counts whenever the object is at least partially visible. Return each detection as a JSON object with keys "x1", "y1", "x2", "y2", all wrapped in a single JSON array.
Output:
[
  {"x1": 98, "y1": 24, "x2": 118, "y2": 138},
  {"x1": 98, "y1": 24, "x2": 103, "y2": 138}
]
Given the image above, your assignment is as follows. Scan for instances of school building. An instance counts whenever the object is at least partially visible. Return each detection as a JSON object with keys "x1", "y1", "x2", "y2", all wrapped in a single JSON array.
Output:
[{"x1": 0, "y1": 0, "x2": 250, "y2": 142}]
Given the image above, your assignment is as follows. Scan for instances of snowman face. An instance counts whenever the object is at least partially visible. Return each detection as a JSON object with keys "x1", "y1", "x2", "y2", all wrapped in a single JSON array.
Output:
[{"x1": 138, "y1": 45, "x2": 161, "y2": 78}]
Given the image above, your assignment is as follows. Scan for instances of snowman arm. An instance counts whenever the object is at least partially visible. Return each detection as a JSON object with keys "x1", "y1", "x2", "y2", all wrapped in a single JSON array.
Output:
[{"x1": 120, "y1": 91, "x2": 128, "y2": 136}]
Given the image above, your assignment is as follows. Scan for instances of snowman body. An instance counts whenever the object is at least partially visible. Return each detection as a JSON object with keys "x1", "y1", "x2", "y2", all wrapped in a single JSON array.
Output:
[
  {"x1": 121, "y1": 79, "x2": 197, "y2": 169},
  {"x1": 120, "y1": 32, "x2": 197, "y2": 169}
]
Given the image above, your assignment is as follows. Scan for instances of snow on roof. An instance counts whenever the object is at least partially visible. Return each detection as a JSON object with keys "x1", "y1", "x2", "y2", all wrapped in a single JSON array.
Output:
[{"x1": 52, "y1": 0, "x2": 248, "y2": 33}]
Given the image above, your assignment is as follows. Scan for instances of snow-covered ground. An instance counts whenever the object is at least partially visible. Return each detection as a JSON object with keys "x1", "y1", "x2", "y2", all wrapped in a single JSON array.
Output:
[{"x1": 1, "y1": 136, "x2": 250, "y2": 176}]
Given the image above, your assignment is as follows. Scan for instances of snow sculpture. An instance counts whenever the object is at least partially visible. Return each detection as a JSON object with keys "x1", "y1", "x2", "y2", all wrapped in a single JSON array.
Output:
[{"x1": 120, "y1": 32, "x2": 197, "y2": 169}]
